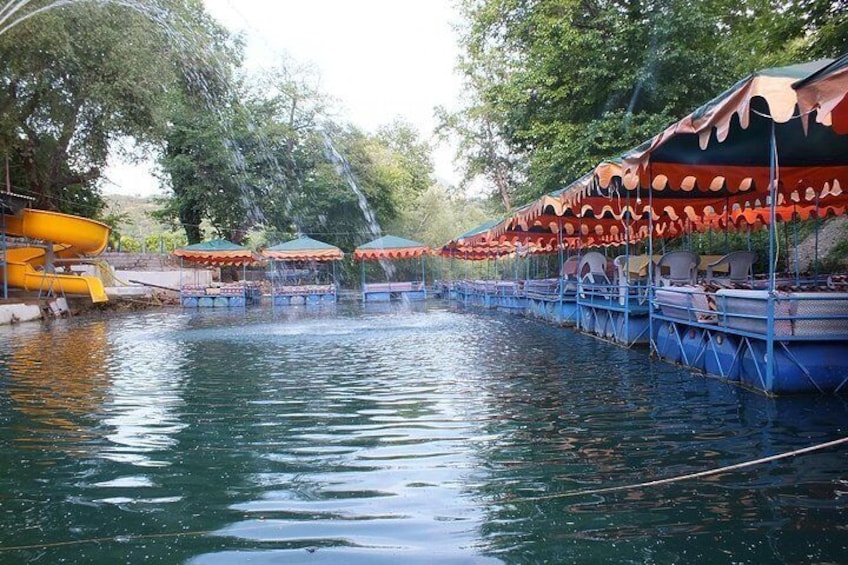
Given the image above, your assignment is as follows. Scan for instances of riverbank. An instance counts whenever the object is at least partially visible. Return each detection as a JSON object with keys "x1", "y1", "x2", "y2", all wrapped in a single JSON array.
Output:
[{"x1": 0, "y1": 288, "x2": 179, "y2": 326}]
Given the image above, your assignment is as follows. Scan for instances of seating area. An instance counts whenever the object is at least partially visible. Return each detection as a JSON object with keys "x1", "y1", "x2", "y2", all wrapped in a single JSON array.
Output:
[
  {"x1": 362, "y1": 281, "x2": 427, "y2": 302},
  {"x1": 180, "y1": 281, "x2": 262, "y2": 307},
  {"x1": 363, "y1": 281, "x2": 424, "y2": 293}
]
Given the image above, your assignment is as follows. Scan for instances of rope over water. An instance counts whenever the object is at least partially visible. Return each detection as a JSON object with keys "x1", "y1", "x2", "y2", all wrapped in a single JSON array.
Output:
[
  {"x1": 1, "y1": 436, "x2": 846, "y2": 552},
  {"x1": 519, "y1": 435, "x2": 848, "y2": 502}
]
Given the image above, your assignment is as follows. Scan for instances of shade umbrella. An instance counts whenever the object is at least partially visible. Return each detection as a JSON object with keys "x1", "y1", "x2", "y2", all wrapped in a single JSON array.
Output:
[
  {"x1": 353, "y1": 235, "x2": 430, "y2": 261},
  {"x1": 262, "y1": 236, "x2": 343, "y2": 262}
]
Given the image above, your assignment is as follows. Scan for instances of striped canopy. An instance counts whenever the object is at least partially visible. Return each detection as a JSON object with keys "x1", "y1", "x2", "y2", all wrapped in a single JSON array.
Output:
[
  {"x1": 795, "y1": 53, "x2": 848, "y2": 135},
  {"x1": 262, "y1": 236, "x2": 343, "y2": 262},
  {"x1": 616, "y1": 59, "x2": 848, "y2": 223},
  {"x1": 173, "y1": 239, "x2": 264, "y2": 266},
  {"x1": 354, "y1": 235, "x2": 430, "y2": 261}
]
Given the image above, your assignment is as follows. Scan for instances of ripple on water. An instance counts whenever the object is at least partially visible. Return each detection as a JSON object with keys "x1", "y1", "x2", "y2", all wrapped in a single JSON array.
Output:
[{"x1": 0, "y1": 306, "x2": 847, "y2": 564}]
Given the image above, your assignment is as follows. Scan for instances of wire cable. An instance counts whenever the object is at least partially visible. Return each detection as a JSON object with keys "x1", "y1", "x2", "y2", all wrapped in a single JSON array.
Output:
[{"x1": 519, "y1": 435, "x2": 848, "y2": 502}]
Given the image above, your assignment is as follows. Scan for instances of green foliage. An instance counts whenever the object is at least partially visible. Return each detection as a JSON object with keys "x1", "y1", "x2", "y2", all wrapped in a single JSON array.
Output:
[
  {"x1": 446, "y1": 0, "x2": 848, "y2": 207},
  {"x1": 0, "y1": 0, "x2": 231, "y2": 217},
  {"x1": 117, "y1": 236, "x2": 142, "y2": 254}
]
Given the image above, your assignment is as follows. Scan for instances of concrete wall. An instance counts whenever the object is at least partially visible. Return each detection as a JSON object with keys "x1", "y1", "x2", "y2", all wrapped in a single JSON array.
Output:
[
  {"x1": 0, "y1": 303, "x2": 42, "y2": 325},
  {"x1": 99, "y1": 252, "x2": 181, "y2": 271},
  {"x1": 73, "y1": 253, "x2": 217, "y2": 289},
  {"x1": 116, "y1": 270, "x2": 212, "y2": 289}
]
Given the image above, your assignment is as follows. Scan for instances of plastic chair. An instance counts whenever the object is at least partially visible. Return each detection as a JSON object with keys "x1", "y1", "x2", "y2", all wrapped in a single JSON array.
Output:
[
  {"x1": 613, "y1": 255, "x2": 630, "y2": 305},
  {"x1": 705, "y1": 251, "x2": 757, "y2": 284},
  {"x1": 561, "y1": 256, "x2": 580, "y2": 292},
  {"x1": 578, "y1": 251, "x2": 611, "y2": 298},
  {"x1": 656, "y1": 251, "x2": 700, "y2": 286},
  {"x1": 561, "y1": 256, "x2": 579, "y2": 278},
  {"x1": 578, "y1": 251, "x2": 608, "y2": 282}
]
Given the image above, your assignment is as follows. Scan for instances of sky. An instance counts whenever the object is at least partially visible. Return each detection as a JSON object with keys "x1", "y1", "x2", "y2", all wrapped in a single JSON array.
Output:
[{"x1": 103, "y1": 0, "x2": 465, "y2": 196}]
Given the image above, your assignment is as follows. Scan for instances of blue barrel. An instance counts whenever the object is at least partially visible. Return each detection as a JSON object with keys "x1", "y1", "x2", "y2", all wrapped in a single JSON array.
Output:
[
  {"x1": 655, "y1": 321, "x2": 683, "y2": 363},
  {"x1": 742, "y1": 341, "x2": 848, "y2": 394},
  {"x1": 703, "y1": 332, "x2": 740, "y2": 382},
  {"x1": 680, "y1": 327, "x2": 706, "y2": 372}
]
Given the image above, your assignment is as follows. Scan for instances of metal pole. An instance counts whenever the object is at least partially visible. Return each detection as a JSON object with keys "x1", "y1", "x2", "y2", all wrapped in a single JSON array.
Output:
[
  {"x1": 814, "y1": 194, "x2": 820, "y2": 283},
  {"x1": 793, "y1": 205, "x2": 800, "y2": 285},
  {"x1": 624, "y1": 188, "x2": 631, "y2": 345},
  {"x1": 421, "y1": 254, "x2": 426, "y2": 298},
  {"x1": 557, "y1": 218, "x2": 564, "y2": 308},
  {"x1": 648, "y1": 163, "x2": 655, "y2": 353},
  {"x1": 360, "y1": 259, "x2": 365, "y2": 301},
  {"x1": 2, "y1": 210, "x2": 6, "y2": 300},
  {"x1": 765, "y1": 121, "x2": 778, "y2": 392}
]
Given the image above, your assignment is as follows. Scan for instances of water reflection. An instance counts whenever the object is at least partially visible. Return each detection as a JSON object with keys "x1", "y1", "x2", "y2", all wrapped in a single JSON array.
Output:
[
  {"x1": 463, "y1": 320, "x2": 848, "y2": 563},
  {"x1": 186, "y1": 309, "x2": 495, "y2": 562},
  {"x1": 4, "y1": 320, "x2": 112, "y2": 452},
  {"x1": 0, "y1": 307, "x2": 846, "y2": 564},
  {"x1": 98, "y1": 314, "x2": 189, "y2": 467}
]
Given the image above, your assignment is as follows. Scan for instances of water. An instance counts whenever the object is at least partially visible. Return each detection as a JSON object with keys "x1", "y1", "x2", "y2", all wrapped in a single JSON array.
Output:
[{"x1": 0, "y1": 305, "x2": 847, "y2": 563}]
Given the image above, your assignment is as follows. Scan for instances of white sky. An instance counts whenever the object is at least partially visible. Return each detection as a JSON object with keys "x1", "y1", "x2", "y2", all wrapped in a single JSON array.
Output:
[{"x1": 103, "y1": 0, "x2": 464, "y2": 196}]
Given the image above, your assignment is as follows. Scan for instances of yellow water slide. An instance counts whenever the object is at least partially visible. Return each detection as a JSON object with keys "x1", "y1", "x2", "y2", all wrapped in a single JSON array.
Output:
[{"x1": 2, "y1": 209, "x2": 110, "y2": 302}]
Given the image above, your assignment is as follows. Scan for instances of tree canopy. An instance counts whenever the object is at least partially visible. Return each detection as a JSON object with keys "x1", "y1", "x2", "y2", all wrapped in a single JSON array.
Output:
[
  {"x1": 4, "y1": 0, "x2": 841, "y2": 253},
  {"x1": 444, "y1": 0, "x2": 848, "y2": 210},
  {"x1": 0, "y1": 0, "x2": 232, "y2": 217}
]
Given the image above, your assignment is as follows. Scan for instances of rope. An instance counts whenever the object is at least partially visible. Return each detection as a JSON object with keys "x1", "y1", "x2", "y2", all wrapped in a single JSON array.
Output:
[
  {"x1": 1, "y1": 436, "x2": 845, "y2": 552},
  {"x1": 519, "y1": 435, "x2": 848, "y2": 502},
  {"x1": 0, "y1": 528, "x2": 217, "y2": 552}
]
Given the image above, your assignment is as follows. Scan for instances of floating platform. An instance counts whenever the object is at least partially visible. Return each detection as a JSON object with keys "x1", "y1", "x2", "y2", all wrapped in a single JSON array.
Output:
[
  {"x1": 362, "y1": 282, "x2": 426, "y2": 302},
  {"x1": 652, "y1": 286, "x2": 848, "y2": 395},
  {"x1": 273, "y1": 284, "x2": 337, "y2": 306},
  {"x1": 180, "y1": 284, "x2": 262, "y2": 308},
  {"x1": 576, "y1": 279, "x2": 652, "y2": 347},
  {"x1": 445, "y1": 276, "x2": 848, "y2": 395}
]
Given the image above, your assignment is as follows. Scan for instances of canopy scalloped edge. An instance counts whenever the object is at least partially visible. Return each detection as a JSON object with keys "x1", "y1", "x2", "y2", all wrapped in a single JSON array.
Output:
[
  {"x1": 353, "y1": 247, "x2": 430, "y2": 261},
  {"x1": 262, "y1": 249, "x2": 343, "y2": 262}
]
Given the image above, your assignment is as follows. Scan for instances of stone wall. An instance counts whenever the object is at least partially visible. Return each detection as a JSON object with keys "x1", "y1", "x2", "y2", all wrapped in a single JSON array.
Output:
[
  {"x1": 84, "y1": 253, "x2": 217, "y2": 288},
  {"x1": 99, "y1": 252, "x2": 182, "y2": 271}
]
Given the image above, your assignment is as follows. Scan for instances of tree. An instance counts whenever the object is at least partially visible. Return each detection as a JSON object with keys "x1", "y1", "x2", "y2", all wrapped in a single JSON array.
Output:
[
  {"x1": 446, "y1": 0, "x2": 846, "y2": 206},
  {"x1": 157, "y1": 59, "x2": 337, "y2": 245},
  {"x1": 0, "y1": 0, "x2": 231, "y2": 218}
]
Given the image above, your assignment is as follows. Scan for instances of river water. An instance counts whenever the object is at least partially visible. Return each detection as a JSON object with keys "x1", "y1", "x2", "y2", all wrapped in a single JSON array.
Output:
[{"x1": 0, "y1": 304, "x2": 846, "y2": 564}]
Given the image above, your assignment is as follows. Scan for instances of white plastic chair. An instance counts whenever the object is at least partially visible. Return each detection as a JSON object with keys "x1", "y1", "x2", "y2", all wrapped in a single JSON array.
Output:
[
  {"x1": 579, "y1": 251, "x2": 608, "y2": 281},
  {"x1": 657, "y1": 251, "x2": 700, "y2": 286},
  {"x1": 561, "y1": 256, "x2": 580, "y2": 292},
  {"x1": 578, "y1": 251, "x2": 610, "y2": 298},
  {"x1": 706, "y1": 251, "x2": 757, "y2": 284}
]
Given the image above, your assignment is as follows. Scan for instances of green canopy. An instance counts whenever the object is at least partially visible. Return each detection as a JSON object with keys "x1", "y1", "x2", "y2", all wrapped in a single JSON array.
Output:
[
  {"x1": 262, "y1": 236, "x2": 343, "y2": 262},
  {"x1": 173, "y1": 239, "x2": 262, "y2": 266},
  {"x1": 354, "y1": 235, "x2": 430, "y2": 260}
]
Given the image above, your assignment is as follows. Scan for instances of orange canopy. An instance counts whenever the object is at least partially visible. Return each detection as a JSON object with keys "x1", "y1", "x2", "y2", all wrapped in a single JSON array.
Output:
[
  {"x1": 173, "y1": 239, "x2": 264, "y2": 267},
  {"x1": 354, "y1": 235, "x2": 430, "y2": 261}
]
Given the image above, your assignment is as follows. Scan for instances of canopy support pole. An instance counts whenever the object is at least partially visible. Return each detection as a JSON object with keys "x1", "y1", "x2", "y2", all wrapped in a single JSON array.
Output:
[
  {"x1": 793, "y1": 205, "x2": 800, "y2": 285},
  {"x1": 624, "y1": 185, "x2": 632, "y2": 343},
  {"x1": 557, "y1": 218, "x2": 564, "y2": 307},
  {"x1": 421, "y1": 255, "x2": 426, "y2": 298},
  {"x1": 814, "y1": 193, "x2": 820, "y2": 283},
  {"x1": 648, "y1": 163, "x2": 655, "y2": 353},
  {"x1": 179, "y1": 257, "x2": 183, "y2": 306},
  {"x1": 766, "y1": 121, "x2": 778, "y2": 392},
  {"x1": 577, "y1": 214, "x2": 584, "y2": 331},
  {"x1": 2, "y1": 210, "x2": 7, "y2": 300},
  {"x1": 360, "y1": 259, "x2": 365, "y2": 302}
]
